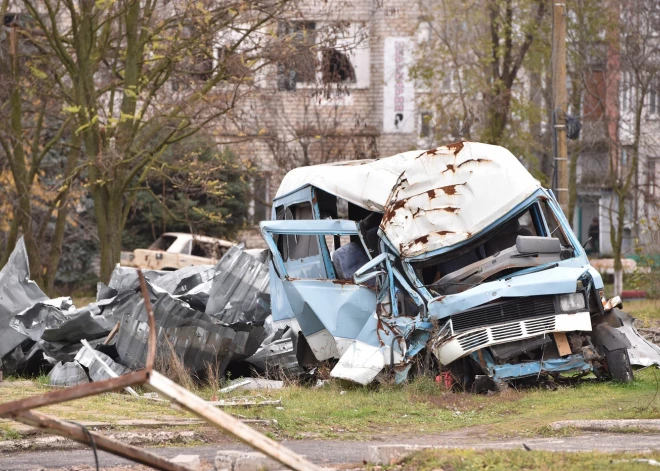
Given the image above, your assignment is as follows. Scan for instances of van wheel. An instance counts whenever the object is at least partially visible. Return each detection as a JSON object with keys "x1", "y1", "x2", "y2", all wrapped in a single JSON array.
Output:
[{"x1": 605, "y1": 347, "x2": 634, "y2": 383}]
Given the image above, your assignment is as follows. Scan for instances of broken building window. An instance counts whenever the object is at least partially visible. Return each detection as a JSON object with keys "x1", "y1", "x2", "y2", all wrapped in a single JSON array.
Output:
[
  {"x1": 647, "y1": 158, "x2": 660, "y2": 199},
  {"x1": 277, "y1": 21, "x2": 317, "y2": 91},
  {"x1": 277, "y1": 22, "x2": 369, "y2": 91},
  {"x1": 321, "y1": 48, "x2": 356, "y2": 83}
]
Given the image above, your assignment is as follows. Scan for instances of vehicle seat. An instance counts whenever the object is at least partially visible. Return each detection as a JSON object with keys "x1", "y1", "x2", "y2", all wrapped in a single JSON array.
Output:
[
  {"x1": 363, "y1": 226, "x2": 380, "y2": 257},
  {"x1": 332, "y1": 242, "x2": 371, "y2": 285},
  {"x1": 484, "y1": 219, "x2": 532, "y2": 256}
]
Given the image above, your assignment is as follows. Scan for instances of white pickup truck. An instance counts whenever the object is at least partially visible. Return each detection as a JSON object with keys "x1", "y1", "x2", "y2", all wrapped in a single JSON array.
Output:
[{"x1": 121, "y1": 232, "x2": 234, "y2": 271}]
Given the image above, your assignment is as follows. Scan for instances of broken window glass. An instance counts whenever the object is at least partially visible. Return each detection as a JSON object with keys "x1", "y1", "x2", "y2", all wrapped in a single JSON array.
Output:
[
  {"x1": 274, "y1": 203, "x2": 320, "y2": 262},
  {"x1": 412, "y1": 202, "x2": 562, "y2": 293}
]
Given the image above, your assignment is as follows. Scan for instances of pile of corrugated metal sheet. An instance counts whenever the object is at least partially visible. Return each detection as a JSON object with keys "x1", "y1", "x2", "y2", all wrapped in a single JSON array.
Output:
[{"x1": 0, "y1": 240, "x2": 288, "y2": 385}]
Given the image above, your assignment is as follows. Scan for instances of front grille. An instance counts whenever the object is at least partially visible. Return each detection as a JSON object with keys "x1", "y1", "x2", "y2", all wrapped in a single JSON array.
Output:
[
  {"x1": 525, "y1": 316, "x2": 555, "y2": 334},
  {"x1": 491, "y1": 322, "x2": 523, "y2": 340},
  {"x1": 458, "y1": 329, "x2": 489, "y2": 350},
  {"x1": 451, "y1": 296, "x2": 556, "y2": 333}
]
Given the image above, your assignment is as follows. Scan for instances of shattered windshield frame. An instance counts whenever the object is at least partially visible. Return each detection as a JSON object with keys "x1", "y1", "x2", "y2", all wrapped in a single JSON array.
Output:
[{"x1": 401, "y1": 190, "x2": 581, "y2": 300}]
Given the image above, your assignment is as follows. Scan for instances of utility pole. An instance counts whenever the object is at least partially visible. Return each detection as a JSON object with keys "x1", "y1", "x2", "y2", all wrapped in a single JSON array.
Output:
[{"x1": 552, "y1": 3, "x2": 569, "y2": 215}]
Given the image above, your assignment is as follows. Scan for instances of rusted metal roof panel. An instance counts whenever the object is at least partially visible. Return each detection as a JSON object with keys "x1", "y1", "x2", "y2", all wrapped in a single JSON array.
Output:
[{"x1": 380, "y1": 142, "x2": 541, "y2": 258}]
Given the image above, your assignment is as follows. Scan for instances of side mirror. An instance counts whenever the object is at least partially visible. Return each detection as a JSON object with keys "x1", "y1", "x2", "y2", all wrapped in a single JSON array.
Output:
[
  {"x1": 516, "y1": 235, "x2": 561, "y2": 254},
  {"x1": 353, "y1": 253, "x2": 394, "y2": 284}
]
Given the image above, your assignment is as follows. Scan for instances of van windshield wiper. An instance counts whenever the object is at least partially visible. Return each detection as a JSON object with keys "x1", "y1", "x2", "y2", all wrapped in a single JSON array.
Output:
[{"x1": 504, "y1": 262, "x2": 559, "y2": 281}]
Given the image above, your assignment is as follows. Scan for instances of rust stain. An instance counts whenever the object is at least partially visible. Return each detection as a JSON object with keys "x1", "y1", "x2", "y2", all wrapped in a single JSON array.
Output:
[
  {"x1": 414, "y1": 234, "x2": 430, "y2": 245},
  {"x1": 442, "y1": 163, "x2": 455, "y2": 173},
  {"x1": 439, "y1": 183, "x2": 465, "y2": 195},
  {"x1": 381, "y1": 198, "x2": 407, "y2": 225},
  {"x1": 457, "y1": 158, "x2": 490, "y2": 168},
  {"x1": 436, "y1": 230, "x2": 455, "y2": 236},
  {"x1": 425, "y1": 148, "x2": 440, "y2": 156},
  {"x1": 331, "y1": 279, "x2": 355, "y2": 286},
  {"x1": 375, "y1": 315, "x2": 386, "y2": 347},
  {"x1": 441, "y1": 206, "x2": 459, "y2": 213},
  {"x1": 445, "y1": 140, "x2": 465, "y2": 156},
  {"x1": 427, "y1": 184, "x2": 463, "y2": 199}
]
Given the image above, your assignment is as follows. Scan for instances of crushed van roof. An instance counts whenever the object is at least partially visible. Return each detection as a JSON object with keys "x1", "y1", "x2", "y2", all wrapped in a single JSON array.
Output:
[{"x1": 275, "y1": 142, "x2": 541, "y2": 258}]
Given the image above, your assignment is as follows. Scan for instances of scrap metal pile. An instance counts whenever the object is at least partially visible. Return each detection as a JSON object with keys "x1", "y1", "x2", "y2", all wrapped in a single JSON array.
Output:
[{"x1": 0, "y1": 238, "x2": 294, "y2": 384}]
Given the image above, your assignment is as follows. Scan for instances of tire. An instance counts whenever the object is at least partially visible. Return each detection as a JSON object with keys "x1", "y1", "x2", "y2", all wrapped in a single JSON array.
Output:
[{"x1": 605, "y1": 347, "x2": 634, "y2": 383}]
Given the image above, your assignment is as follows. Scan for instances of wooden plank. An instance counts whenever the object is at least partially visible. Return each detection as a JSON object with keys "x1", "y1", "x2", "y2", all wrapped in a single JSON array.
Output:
[
  {"x1": 554, "y1": 332, "x2": 571, "y2": 356},
  {"x1": 148, "y1": 370, "x2": 321, "y2": 471}
]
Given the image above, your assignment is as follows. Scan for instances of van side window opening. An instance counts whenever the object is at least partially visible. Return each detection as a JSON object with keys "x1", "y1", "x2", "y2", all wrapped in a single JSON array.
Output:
[{"x1": 280, "y1": 203, "x2": 320, "y2": 261}]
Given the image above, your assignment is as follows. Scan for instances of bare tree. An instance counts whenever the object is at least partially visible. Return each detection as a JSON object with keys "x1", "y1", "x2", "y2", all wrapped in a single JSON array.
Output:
[
  {"x1": 413, "y1": 0, "x2": 547, "y2": 152},
  {"x1": 607, "y1": 0, "x2": 660, "y2": 295},
  {"x1": 0, "y1": 4, "x2": 82, "y2": 293},
  {"x1": 9, "y1": 0, "x2": 303, "y2": 283}
]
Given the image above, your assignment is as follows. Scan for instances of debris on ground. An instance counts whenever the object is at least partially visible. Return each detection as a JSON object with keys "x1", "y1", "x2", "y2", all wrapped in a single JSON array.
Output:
[
  {"x1": 208, "y1": 397, "x2": 282, "y2": 408},
  {"x1": 0, "y1": 238, "x2": 289, "y2": 386},
  {"x1": 219, "y1": 378, "x2": 284, "y2": 393}
]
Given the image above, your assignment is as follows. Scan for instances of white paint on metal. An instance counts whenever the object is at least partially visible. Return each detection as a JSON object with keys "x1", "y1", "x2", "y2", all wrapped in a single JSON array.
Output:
[
  {"x1": 382, "y1": 142, "x2": 541, "y2": 257},
  {"x1": 305, "y1": 328, "x2": 340, "y2": 360},
  {"x1": 276, "y1": 150, "x2": 424, "y2": 213},
  {"x1": 330, "y1": 340, "x2": 403, "y2": 385},
  {"x1": 275, "y1": 142, "x2": 541, "y2": 258},
  {"x1": 435, "y1": 312, "x2": 592, "y2": 365}
]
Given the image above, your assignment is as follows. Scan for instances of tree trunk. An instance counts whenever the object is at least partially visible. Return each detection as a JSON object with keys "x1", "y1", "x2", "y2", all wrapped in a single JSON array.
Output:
[
  {"x1": 0, "y1": 211, "x2": 22, "y2": 267},
  {"x1": 611, "y1": 191, "x2": 627, "y2": 296},
  {"x1": 483, "y1": 90, "x2": 511, "y2": 145},
  {"x1": 7, "y1": 24, "x2": 42, "y2": 285},
  {"x1": 43, "y1": 136, "x2": 81, "y2": 296},
  {"x1": 613, "y1": 267, "x2": 623, "y2": 297},
  {"x1": 93, "y1": 187, "x2": 124, "y2": 284}
]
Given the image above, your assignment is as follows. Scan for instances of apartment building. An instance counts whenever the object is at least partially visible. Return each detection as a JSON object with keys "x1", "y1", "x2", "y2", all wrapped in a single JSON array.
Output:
[{"x1": 221, "y1": 1, "x2": 436, "y2": 233}]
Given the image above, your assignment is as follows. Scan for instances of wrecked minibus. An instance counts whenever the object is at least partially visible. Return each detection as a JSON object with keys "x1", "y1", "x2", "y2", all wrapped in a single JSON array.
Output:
[{"x1": 260, "y1": 141, "x2": 656, "y2": 388}]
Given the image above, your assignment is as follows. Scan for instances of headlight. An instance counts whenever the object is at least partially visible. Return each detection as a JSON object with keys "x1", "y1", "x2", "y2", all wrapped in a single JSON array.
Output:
[{"x1": 559, "y1": 293, "x2": 585, "y2": 311}]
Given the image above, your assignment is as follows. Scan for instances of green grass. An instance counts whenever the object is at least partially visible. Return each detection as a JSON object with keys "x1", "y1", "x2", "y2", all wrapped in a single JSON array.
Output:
[
  {"x1": 395, "y1": 448, "x2": 660, "y2": 471},
  {"x1": 1, "y1": 368, "x2": 659, "y2": 441},
  {"x1": 0, "y1": 299, "x2": 657, "y2": 442},
  {"x1": 198, "y1": 369, "x2": 660, "y2": 440}
]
